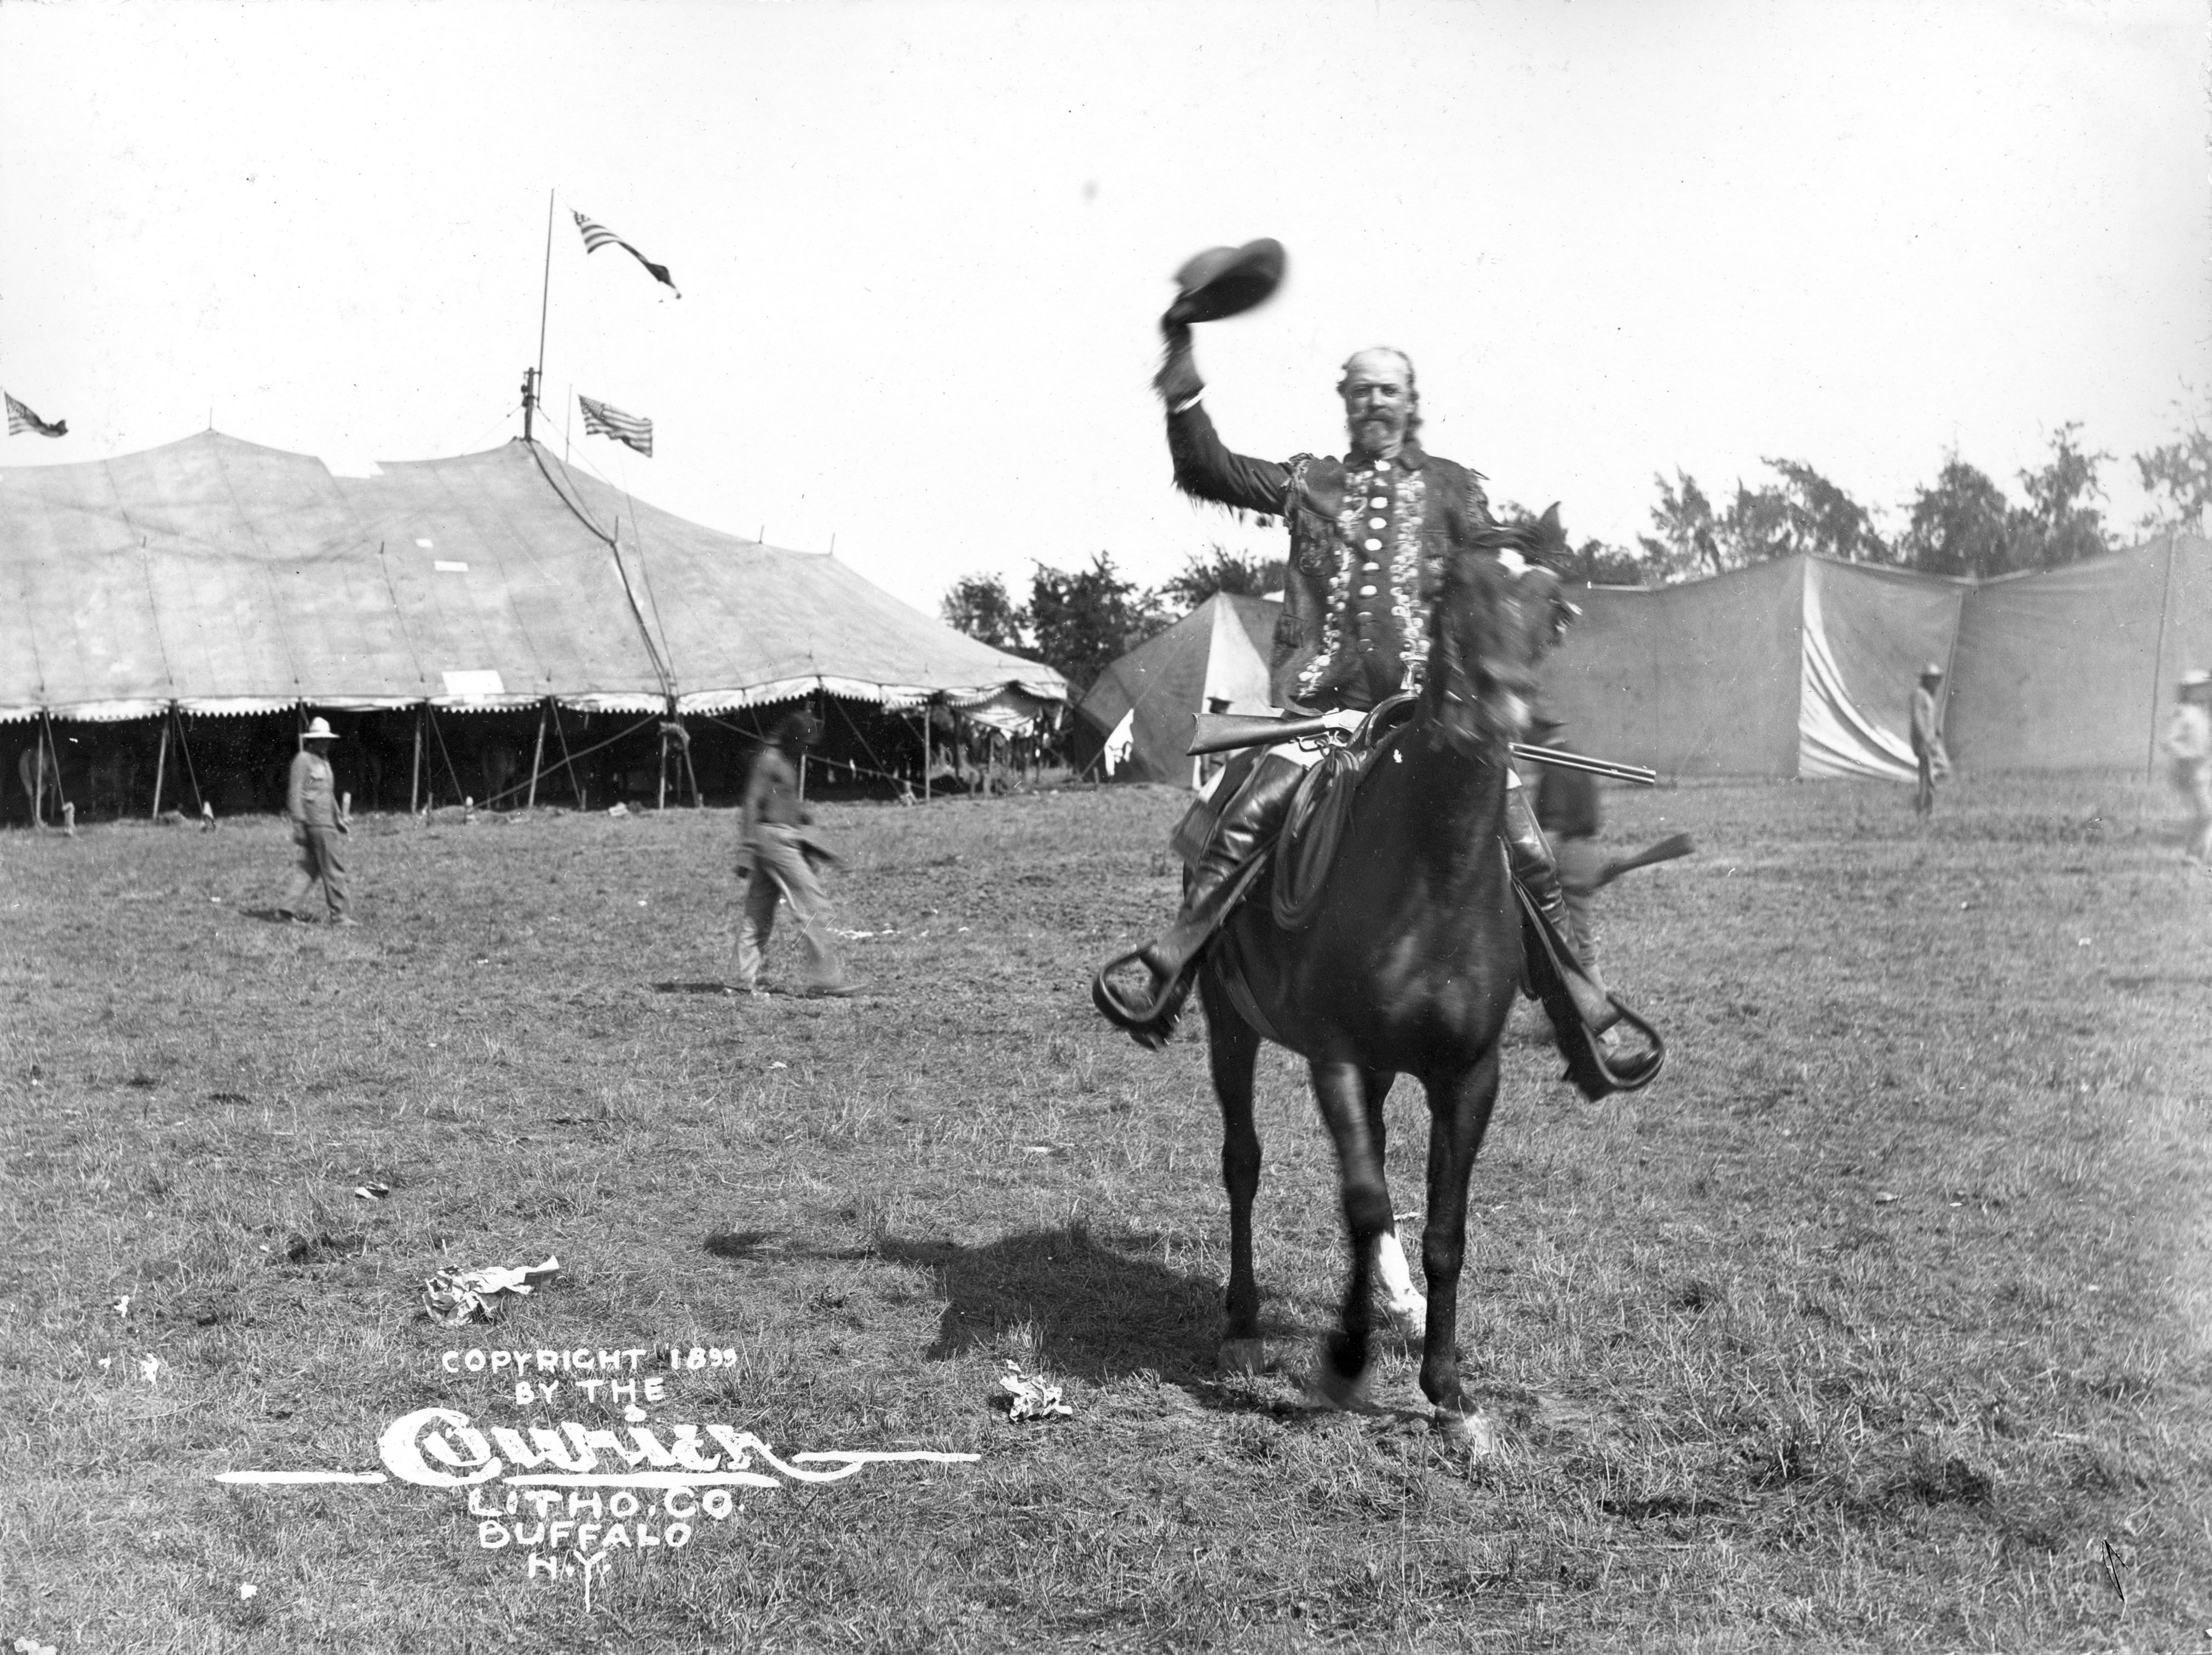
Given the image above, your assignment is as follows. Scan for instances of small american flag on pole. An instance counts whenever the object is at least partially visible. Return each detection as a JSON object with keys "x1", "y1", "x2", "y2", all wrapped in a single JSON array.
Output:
[
  {"x1": 578, "y1": 395, "x2": 653, "y2": 457},
  {"x1": 5, "y1": 391, "x2": 66, "y2": 439},
  {"x1": 572, "y1": 210, "x2": 681, "y2": 297}
]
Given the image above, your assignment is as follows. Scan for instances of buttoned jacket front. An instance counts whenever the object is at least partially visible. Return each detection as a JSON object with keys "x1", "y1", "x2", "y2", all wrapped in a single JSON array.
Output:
[{"x1": 1166, "y1": 402, "x2": 1494, "y2": 711}]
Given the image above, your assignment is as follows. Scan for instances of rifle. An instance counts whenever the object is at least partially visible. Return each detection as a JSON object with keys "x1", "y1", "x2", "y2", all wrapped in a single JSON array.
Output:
[{"x1": 1186, "y1": 711, "x2": 1658, "y2": 787}]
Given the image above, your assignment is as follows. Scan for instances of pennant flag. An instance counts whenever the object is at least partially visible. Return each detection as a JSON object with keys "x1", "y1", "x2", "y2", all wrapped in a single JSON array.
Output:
[
  {"x1": 579, "y1": 395, "x2": 653, "y2": 457},
  {"x1": 5, "y1": 391, "x2": 67, "y2": 439},
  {"x1": 572, "y1": 209, "x2": 681, "y2": 297}
]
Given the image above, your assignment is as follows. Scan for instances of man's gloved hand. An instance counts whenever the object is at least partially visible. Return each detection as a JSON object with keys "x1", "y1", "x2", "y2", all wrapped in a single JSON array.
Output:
[{"x1": 1154, "y1": 317, "x2": 1203, "y2": 409}]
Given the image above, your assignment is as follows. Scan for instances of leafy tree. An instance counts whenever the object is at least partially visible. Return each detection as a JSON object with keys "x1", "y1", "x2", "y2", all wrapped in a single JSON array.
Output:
[
  {"x1": 1026, "y1": 553, "x2": 1165, "y2": 699},
  {"x1": 1153, "y1": 544, "x2": 1286, "y2": 613},
  {"x1": 1898, "y1": 455, "x2": 2017, "y2": 580},
  {"x1": 2011, "y1": 422, "x2": 2112, "y2": 569},
  {"x1": 940, "y1": 573, "x2": 1027, "y2": 652},
  {"x1": 2134, "y1": 397, "x2": 2211, "y2": 535},
  {"x1": 1636, "y1": 470, "x2": 1723, "y2": 583}
]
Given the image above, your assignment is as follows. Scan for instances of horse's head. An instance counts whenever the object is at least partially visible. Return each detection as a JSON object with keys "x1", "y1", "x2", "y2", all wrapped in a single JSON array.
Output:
[{"x1": 1425, "y1": 509, "x2": 1575, "y2": 757}]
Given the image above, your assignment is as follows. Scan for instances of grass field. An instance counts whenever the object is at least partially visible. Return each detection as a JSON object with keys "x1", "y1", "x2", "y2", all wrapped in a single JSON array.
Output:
[{"x1": 2, "y1": 773, "x2": 2208, "y2": 1653}]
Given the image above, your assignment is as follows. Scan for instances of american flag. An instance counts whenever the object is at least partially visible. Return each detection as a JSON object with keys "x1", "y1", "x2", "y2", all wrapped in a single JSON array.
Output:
[
  {"x1": 572, "y1": 210, "x2": 681, "y2": 298},
  {"x1": 578, "y1": 395, "x2": 653, "y2": 457},
  {"x1": 5, "y1": 391, "x2": 66, "y2": 439}
]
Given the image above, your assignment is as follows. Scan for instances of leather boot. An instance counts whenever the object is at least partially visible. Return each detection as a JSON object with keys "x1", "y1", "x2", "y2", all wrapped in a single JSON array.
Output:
[
  {"x1": 1504, "y1": 785, "x2": 1621, "y2": 1034},
  {"x1": 1137, "y1": 752, "x2": 1306, "y2": 987}
]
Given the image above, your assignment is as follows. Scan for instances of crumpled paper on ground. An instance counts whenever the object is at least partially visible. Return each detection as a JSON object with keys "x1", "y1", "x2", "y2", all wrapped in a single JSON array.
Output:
[
  {"x1": 999, "y1": 1360, "x2": 1072, "y2": 1422},
  {"x1": 423, "y1": 1256, "x2": 561, "y2": 1325}
]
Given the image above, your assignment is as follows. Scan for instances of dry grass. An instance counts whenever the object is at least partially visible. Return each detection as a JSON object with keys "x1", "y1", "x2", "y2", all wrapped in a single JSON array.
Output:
[{"x1": 1, "y1": 773, "x2": 2207, "y2": 1652}]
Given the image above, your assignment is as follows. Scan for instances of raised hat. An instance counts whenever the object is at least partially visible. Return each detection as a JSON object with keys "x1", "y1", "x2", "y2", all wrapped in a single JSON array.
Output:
[
  {"x1": 2182, "y1": 668, "x2": 2211, "y2": 690},
  {"x1": 1920, "y1": 663, "x2": 1945, "y2": 678},
  {"x1": 302, "y1": 716, "x2": 338, "y2": 741},
  {"x1": 1165, "y1": 239, "x2": 1287, "y2": 325}
]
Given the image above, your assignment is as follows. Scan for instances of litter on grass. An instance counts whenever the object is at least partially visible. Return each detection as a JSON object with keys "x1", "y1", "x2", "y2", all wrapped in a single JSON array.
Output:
[
  {"x1": 423, "y1": 1256, "x2": 561, "y2": 1325},
  {"x1": 999, "y1": 1361, "x2": 1072, "y2": 1422},
  {"x1": 353, "y1": 1183, "x2": 391, "y2": 1201}
]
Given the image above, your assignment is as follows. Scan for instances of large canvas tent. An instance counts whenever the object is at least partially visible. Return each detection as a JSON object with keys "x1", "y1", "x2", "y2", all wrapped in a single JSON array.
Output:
[
  {"x1": 1536, "y1": 537, "x2": 2208, "y2": 779},
  {"x1": 0, "y1": 431, "x2": 1063, "y2": 724},
  {"x1": 1540, "y1": 554, "x2": 1969, "y2": 781},
  {"x1": 1077, "y1": 592, "x2": 1278, "y2": 785}
]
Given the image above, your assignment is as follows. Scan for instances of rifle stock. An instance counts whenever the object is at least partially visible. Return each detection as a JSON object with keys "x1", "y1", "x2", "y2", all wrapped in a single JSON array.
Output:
[
  {"x1": 1186, "y1": 711, "x2": 1657, "y2": 786},
  {"x1": 1186, "y1": 712, "x2": 1333, "y2": 756}
]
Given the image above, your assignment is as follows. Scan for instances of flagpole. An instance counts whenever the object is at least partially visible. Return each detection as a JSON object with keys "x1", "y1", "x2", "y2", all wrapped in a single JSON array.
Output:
[{"x1": 528, "y1": 188, "x2": 555, "y2": 443}]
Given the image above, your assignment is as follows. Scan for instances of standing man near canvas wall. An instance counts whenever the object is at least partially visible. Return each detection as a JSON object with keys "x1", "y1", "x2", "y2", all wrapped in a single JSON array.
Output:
[
  {"x1": 2164, "y1": 668, "x2": 2212, "y2": 866},
  {"x1": 1909, "y1": 664, "x2": 1950, "y2": 817}
]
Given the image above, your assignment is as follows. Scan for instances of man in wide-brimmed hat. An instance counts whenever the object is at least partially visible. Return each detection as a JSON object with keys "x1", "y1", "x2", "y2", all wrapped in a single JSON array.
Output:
[
  {"x1": 732, "y1": 710, "x2": 854, "y2": 999},
  {"x1": 1099, "y1": 244, "x2": 1646, "y2": 1083},
  {"x1": 2164, "y1": 668, "x2": 2212, "y2": 864},
  {"x1": 281, "y1": 716, "x2": 355, "y2": 924},
  {"x1": 1909, "y1": 663, "x2": 1950, "y2": 818}
]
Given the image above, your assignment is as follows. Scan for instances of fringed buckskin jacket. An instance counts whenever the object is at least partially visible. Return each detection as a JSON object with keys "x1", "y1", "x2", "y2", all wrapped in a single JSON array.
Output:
[{"x1": 1166, "y1": 402, "x2": 1495, "y2": 713}]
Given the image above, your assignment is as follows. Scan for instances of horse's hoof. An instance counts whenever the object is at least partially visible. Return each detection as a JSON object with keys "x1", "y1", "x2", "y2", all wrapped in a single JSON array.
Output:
[
  {"x1": 1432, "y1": 1409, "x2": 1501, "y2": 1457},
  {"x1": 1382, "y1": 1292, "x2": 1428, "y2": 1342},
  {"x1": 1303, "y1": 1362, "x2": 1375, "y2": 1414},
  {"x1": 1217, "y1": 1339, "x2": 1266, "y2": 1376}
]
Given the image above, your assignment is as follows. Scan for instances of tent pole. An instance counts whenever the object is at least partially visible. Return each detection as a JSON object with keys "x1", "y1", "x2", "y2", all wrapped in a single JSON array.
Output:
[
  {"x1": 151, "y1": 714, "x2": 170, "y2": 821},
  {"x1": 410, "y1": 706, "x2": 424, "y2": 814},
  {"x1": 678, "y1": 716, "x2": 702, "y2": 806},
  {"x1": 2147, "y1": 530, "x2": 2180, "y2": 782},
  {"x1": 176, "y1": 712, "x2": 204, "y2": 814},
  {"x1": 39, "y1": 711, "x2": 67, "y2": 828},
  {"x1": 528, "y1": 700, "x2": 548, "y2": 810},
  {"x1": 923, "y1": 706, "x2": 931, "y2": 803},
  {"x1": 552, "y1": 703, "x2": 586, "y2": 809},
  {"x1": 657, "y1": 724, "x2": 670, "y2": 813},
  {"x1": 528, "y1": 189, "x2": 554, "y2": 445}
]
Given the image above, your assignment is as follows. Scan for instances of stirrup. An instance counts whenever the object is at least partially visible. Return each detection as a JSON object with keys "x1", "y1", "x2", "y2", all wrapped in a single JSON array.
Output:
[
  {"x1": 1554, "y1": 992, "x2": 1664, "y2": 1099},
  {"x1": 1091, "y1": 947, "x2": 1194, "y2": 1048}
]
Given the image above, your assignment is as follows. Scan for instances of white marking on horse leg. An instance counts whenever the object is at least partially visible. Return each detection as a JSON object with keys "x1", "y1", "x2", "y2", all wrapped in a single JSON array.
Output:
[
  {"x1": 1432, "y1": 1409, "x2": 1501, "y2": 1457},
  {"x1": 1373, "y1": 1228, "x2": 1427, "y2": 1340}
]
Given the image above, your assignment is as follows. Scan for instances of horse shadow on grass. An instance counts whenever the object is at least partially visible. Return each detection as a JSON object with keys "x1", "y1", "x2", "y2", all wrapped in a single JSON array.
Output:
[
  {"x1": 708, "y1": 1221, "x2": 1322, "y2": 1397},
  {"x1": 880, "y1": 1225, "x2": 1240, "y2": 1383}
]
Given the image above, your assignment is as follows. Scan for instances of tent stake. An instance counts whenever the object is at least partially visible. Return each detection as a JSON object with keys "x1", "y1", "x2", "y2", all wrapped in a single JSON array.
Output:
[
  {"x1": 528, "y1": 700, "x2": 548, "y2": 810},
  {"x1": 151, "y1": 715, "x2": 170, "y2": 821}
]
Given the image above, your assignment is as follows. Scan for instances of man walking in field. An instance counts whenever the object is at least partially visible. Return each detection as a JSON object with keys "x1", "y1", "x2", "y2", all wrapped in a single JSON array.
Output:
[
  {"x1": 2164, "y1": 668, "x2": 2212, "y2": 866},
  {"x1": 1910, "y1": 664, "x2": 1950, "y2": 817},
  {"x1": 280, "y1": 717, "x2": 355, "y2": 924},
  {"x1": 733, "y1": 712, "x2": 854, "y2": 998}
]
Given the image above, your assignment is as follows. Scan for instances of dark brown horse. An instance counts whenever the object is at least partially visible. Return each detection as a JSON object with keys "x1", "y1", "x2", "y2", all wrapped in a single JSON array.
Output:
[{"x1": 1198, "y1": 543, "x2": 1566, "y2": 1450}]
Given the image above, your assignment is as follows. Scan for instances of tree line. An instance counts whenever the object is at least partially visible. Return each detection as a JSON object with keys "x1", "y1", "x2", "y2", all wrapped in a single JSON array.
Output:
[{"x1": 946, "y1": 402, "x2": 2210, "y2": 700}]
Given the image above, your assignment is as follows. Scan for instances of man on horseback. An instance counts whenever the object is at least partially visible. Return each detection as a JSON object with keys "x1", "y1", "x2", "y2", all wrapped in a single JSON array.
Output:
[{"x1": 1101, "y1": 316, "x2": 1652, "y2": 1087}]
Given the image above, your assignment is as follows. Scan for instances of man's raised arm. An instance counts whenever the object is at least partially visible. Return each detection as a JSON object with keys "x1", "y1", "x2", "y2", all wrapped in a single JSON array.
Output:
[{"x1": 1157, "y1": 321, "x2": 1290, "y2": 516}]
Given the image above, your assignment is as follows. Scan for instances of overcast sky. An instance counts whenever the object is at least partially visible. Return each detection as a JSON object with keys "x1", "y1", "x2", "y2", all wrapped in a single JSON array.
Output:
[{"x1": 2, "y1": 0, "x2": 2205, "y2": 613}]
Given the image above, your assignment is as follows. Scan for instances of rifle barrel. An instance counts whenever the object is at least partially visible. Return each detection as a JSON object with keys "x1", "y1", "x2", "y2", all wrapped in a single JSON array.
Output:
[
  {"x1": 1185, "y1": 712, "x2": 1657, "y2": 786},
  {"x1": 1509, "y1": 743, "x2": 1657, "y2": 786}
]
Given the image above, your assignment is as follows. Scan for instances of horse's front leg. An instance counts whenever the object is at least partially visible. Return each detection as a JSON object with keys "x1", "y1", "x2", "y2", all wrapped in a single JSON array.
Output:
[
  {"x1": 1202, "y1": 976, "x2": 1265, "y2": 1375},
  {"x1": 1420, "y1": 1049, "x2": 1504, "y2": 1451},
  {"x1": 1310, "y1": 1059, "x2": 1391, "y2": 1407},
  {"x1": 1358, "y1": 1068, "x2": 1426, "y2": 1341}
]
